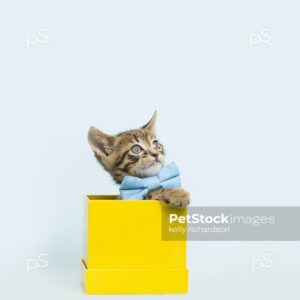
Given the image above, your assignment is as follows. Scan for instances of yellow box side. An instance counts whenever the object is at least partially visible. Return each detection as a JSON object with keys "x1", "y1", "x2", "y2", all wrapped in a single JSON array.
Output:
[
  {"x1": 82, "y1": 195, "x2": 188, "y2": 294},
  {"x1": 85, "y1": 196, "x2": 187, "y2": 270}
]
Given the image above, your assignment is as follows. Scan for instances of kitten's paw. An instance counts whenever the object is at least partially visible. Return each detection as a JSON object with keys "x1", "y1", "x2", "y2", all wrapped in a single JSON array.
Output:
[{"x1": 164, "y1": 189, "x2": 190, "y2": 208}]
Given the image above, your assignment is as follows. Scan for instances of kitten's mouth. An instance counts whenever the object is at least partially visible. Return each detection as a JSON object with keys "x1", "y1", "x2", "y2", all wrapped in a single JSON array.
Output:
[
  {"x1": 143, "y1": 160, "x2": 161, "y2": 169},
  {"x1": 149, "y1": 161, "x2": 160, "y2": 167},
  {"x1": 139, "y1": 161, "x2": 162, "y2": 177}
]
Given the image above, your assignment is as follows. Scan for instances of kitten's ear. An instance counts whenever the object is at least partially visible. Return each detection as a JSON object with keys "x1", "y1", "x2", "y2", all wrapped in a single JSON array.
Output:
[
  {"x1": 88, "y1": 127, "x2": 116, "y2": 156},
  {"x1": 141, "y1": 111, "x2": 157, "y2": 133}
]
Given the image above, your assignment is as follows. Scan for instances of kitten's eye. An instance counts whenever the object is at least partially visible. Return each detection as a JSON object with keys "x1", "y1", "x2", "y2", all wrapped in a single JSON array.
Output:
[
  {"x1": 131, "y1": 145, "x2": 143, "y2": 154},
  {"x1": 153, "y1": 140, "x2": 162, "y2": 151}
]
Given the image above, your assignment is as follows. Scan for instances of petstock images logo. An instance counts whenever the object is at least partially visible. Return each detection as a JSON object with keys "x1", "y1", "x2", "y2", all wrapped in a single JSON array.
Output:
[{"x1": 161, "y1": 207, "x2": 300, "y2": 241}]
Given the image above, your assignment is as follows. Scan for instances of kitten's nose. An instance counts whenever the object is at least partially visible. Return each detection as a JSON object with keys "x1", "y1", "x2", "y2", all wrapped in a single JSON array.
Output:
[{"x1": 151, "y1": 153, "x2": 159, "y2": 161}]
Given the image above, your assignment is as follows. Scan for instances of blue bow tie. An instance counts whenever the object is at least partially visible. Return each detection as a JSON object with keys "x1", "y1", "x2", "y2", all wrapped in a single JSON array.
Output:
[{"x1": 119, "y1": 162, "x2": 181, "y2": 200}]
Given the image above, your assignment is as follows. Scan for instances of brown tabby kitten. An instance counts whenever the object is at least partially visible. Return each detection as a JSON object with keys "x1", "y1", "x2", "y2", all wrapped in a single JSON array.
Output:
[{"x1": 88, "y1": 112, "x2": 190, "y2": 208}]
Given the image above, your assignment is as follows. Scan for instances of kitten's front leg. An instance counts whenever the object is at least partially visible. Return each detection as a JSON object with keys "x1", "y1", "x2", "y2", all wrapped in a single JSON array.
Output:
[{"x1": 147, "y1": 188, "x2": 190, "y2": 208}]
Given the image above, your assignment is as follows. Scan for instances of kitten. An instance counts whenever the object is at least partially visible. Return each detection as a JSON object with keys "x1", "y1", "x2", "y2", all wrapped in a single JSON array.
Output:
[{"x1": 88, "y1": 111, "x2": 190, "y2": 208}]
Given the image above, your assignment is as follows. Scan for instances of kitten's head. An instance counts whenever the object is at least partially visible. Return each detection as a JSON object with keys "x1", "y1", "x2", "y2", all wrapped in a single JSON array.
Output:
[{"x1": 88, "y1": 112, "x2": 165, "y2": 183}]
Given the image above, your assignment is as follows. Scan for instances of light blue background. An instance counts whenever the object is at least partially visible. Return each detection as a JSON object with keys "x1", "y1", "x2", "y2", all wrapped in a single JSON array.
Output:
[{"x1": 0, "y1": 1, "x2": 299, "y2": 299}]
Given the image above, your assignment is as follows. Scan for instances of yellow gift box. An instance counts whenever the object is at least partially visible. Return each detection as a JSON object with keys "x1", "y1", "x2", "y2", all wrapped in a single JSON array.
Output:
[{"x1": 81, "y1": 195, "x2": 188, "y2": 294}]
